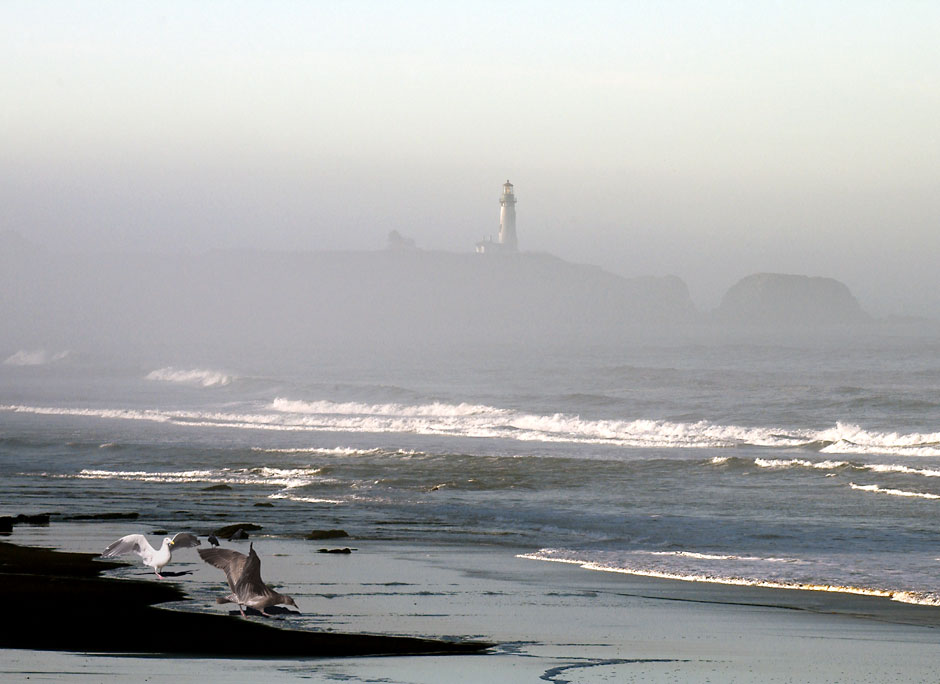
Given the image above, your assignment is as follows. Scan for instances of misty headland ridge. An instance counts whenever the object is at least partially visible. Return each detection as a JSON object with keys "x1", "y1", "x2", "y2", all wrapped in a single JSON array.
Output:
[{"x1": 0, "y1": 230, "x2": 915, "y2": 362}]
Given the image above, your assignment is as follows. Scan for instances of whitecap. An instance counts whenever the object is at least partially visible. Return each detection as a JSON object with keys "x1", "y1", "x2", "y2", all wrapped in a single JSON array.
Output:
[
  {"x1": 146, "y1": 367, "x2": 233, "y2": 387},
  {"x1": 268, "y1": 492, "x2": 346, "y2": 505},
  {"x1": 819, "y1": 422, "x2": 940, "y2": 457},
  {"x1": 34, "y1": 466, "x2": 330, "y2": 490},
  {"x1": 848, "y1": 482, "x2": 940, "y2": 500},
  {"x1": 3, "y1": 350, "x2": 69, "y2": 366},
  {"x1": 865, "y1": 463, "x2": 940, "y2": 478},
  {"x1": 6, "y1": 400, "x2": 940, "y2": 458},
  {"x1": 754, "y1": 458, "x2": 848, "y2": 470},
  {"x1": 270, "y1": 397, "x2": 506, "y2": 417}
]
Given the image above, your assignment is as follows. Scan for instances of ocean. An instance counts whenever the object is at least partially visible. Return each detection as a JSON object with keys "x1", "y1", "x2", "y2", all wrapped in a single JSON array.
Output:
[{"x1": 3, "y1": 334, "x2": 940, "y2": 608}]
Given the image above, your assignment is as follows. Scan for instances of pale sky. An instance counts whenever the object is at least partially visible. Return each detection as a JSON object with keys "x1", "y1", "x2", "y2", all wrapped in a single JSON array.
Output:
[{"x1": 2, "y1": 1, "x2": 939, "y2": 314}]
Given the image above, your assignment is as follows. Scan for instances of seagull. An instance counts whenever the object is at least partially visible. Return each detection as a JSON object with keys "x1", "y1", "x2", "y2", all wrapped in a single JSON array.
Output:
[
  {"x1": 198, "y1": 542, "x2": 299, "y2": 617},
  {"x1": 102, "y1": 532, "x2": 201, "y2": 578}
]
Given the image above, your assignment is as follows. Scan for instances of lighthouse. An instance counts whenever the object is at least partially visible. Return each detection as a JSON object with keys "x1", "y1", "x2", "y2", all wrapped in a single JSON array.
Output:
[
  {"x1": 476, "y1": 180, "x2": 519, "y2": 253},
  {"x1": 498, "y1": 180, "x2": 518, "y2": 251}
]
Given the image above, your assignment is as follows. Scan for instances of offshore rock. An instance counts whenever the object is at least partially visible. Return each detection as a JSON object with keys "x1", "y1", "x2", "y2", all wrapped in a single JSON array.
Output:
[{"x1": 714, "y1": 273, "x2": 869, "y2": 327}]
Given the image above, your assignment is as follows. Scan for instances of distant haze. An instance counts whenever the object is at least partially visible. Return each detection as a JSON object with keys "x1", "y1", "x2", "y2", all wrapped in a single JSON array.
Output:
[{"x1": 2, "y1": 2, "x2": 938, "y2": 317}]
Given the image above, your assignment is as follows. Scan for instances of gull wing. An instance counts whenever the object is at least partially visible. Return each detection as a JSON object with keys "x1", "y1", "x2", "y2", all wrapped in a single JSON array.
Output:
[
  {"x1": 199, "y1": 547, "x2": 248, "y2": 593},
  {"x1": 170, "y1": 532, "x2": 201, "y2": 549},
  {"x1": 233, "y1": 543, "x2": 278, "y2": 604},
  {"x1": 234, "y1": 543, "x2": 266, "y2": 594},
  {"x1": 102, "y1": 534, "x2": 155, "y2": 562}
]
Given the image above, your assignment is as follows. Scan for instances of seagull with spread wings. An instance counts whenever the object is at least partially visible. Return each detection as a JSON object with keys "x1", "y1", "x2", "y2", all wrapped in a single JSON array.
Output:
[
  {"x1": 198, "y1": 542, "x2": 299, "y2": 617},
  {"x1": 101, "y1": 532, "x2": 201, "y2": 578}
]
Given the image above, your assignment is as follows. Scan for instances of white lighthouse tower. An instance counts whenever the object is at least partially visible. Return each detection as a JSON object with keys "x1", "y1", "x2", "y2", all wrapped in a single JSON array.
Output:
[
  {"x1": 498, "y1": 180, "x2": 518, "y2": 251},
  {"x1": 476, "y1": 180, "x2": 519, "y2": 253}
]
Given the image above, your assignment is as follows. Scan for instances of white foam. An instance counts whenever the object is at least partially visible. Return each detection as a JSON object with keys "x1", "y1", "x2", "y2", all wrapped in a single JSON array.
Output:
[
  {"x1": 754, "y1": 458, "x2": 848, "y2": 470},
  {"x1": 271, "y1": 397, "x2": 505, "y2": 417},
  {"x1": 823, "y1": 442, "x2": 940, "y2": 457},
  {"x1": 146, "y1": 367, "x2": 233, "y2": 387},
  {"x1": 252, "y1": 446, "x2": 380, "y2": 455},
  {"x1": 893, "y1": 591, "x2": 940, "y2": 607},
  {"x1": 848, "y1": 482, "x2": 940, "y2": 500},
  {"x1": 3, "y1": 349, "x2": 69, "y2": 366},
  {"x1": 5, "y1": 401, "x2": 940, "y2": 457},
  {"x1": 865, "y1": 463, "x2": 940, "y2": 478},
  {"x1": 38, "y1": 466, "x2": 329, "y2": 490},
  {"x1": 505, "y1": 415, "x2": 808, "y2": 449},
  {"x1": 750, "y1": 458, "x2": 940, "y2": 479},
  {"x1": 519, "y1": 550, "x2": 940, "y2": 606},
  {"x1": 268, "y1": 492, "x2": 346, "y2": 505},
  {"x1": 1, "y1": 405, "x2": 172, "y2": 423},
  {"x1": 647, "y1": 551, "x2": 801, "y2": 563},
  {"x1": 819, "y1": 422, "x2": 940, "y2": 457}
]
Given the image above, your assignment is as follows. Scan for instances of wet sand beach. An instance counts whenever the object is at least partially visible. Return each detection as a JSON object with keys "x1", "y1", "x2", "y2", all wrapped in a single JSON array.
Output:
[
  {"x1": 3, "y1": 522, "x2": 940, "y2": 683},
  {"x1": 0, "y1": 539, "x2": 490, "y2": 659}
]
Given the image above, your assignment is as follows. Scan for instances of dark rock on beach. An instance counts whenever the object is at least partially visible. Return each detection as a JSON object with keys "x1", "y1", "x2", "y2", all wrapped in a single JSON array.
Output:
[
  {"x1": 0, "y1": 540, "x2": 492, "y2": 657},
  {"x1": 201, "y1": 484, "x2": 233, "y2": 492},
  {"x1": 1, "y1": 513, "x2": 59, "y2": 533},
  {"x1": 212, "y1": 523, "x2": 262, "y2": 538},
  {"x1": 64, "y1": 512, "x2": 139, "y2": 521},
  {"x1": 318, "y1": 547, "x2": 354, "y2": 554},
  {"x1": 228, "y1": 528, "x2": 250, "y2": 540},
  {"x1": 253, "y1": 502, "x2": 274, "y2": 507},
  {"x1": 14, "y1": 513, "x2": 51, "y2": 526},
  {"x1": 306, "y1": 529, "x2": 349, "y2": 540}
]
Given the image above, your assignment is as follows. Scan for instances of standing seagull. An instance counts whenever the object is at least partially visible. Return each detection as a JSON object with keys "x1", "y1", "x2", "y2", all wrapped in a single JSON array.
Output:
[
  {"x1": 198, "y1": 543, "x2": 299, "y2": 617},
  {"x1": 102, "y1": 532, "x2": 201, "y2": 578}
]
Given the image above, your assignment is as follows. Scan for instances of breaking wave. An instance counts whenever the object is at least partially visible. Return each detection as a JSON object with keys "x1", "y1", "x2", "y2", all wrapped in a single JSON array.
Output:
[
  {"x1": 267, "y1": 492, "x2": 347, "y2": 505},
  {"x1": 816, "y1": 423, "x2": 940, "y2": 457},
  {"x1": 848, "y1": 483, "x2": 940, "y2": 500},
  {"x1": 754, "y1": 458, "x2": 848, "y2": 470},
  {"x1": 271, "y1": 398, "x2": 507, "y2": 417},
  {"x1": 33, "y1": 466, "x2": 329, "y2": 490},
  {"x1": 750, "y1": 458, "x2": 940, "y2": 479},
  {"x1": 3, "y1": 401, "x2": 940, "y2": 457},
  {"x1": 251, "y1": 446, "x2": 421, "y2": 457},
  {"x1": 146, "y1": 367, "x2": 233, "y2": 387},
  {"x1": 2, "y1": 405, "x2": 173, "y2": 423},
  {"x1": 3, "y1": 349, "x2": 69, "y2": 366},
  {"x1": 867, "y1": 463, "x2": 940, "y2": 477},
  {"x1": 646, "y1": 550, "x2": 802, "y2": 563},
  {"x1": 520, "y1": 548, "x2": 940, "y2": 607}
]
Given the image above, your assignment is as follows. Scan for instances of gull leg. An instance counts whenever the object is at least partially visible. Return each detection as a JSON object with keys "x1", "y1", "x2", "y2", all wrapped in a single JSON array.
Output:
[{"x1": 239, "y1": 605, "x2": 246, "y2": 618}]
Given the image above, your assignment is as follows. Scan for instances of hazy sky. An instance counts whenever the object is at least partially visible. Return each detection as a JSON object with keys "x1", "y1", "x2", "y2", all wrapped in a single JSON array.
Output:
[{"x1": 2, "y1": 2, "x2": 938, "y2": 314}]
